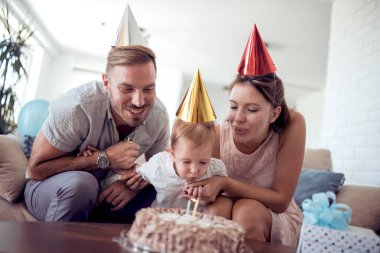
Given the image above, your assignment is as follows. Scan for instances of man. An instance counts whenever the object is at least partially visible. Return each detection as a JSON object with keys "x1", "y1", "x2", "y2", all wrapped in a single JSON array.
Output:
[{"x1": 25, "y1": 45, "x2": 170, "y2": 222}]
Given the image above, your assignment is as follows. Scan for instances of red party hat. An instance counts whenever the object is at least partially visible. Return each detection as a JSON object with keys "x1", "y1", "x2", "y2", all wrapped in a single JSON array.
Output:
[{"x1": 237, "y1": 24, "x2": 277, "y2": 76}]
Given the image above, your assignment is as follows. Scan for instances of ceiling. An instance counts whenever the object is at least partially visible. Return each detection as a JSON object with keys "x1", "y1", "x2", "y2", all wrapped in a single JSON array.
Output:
[{"x1": 19, "y1": 0, "x2": 332, "y2": 106}]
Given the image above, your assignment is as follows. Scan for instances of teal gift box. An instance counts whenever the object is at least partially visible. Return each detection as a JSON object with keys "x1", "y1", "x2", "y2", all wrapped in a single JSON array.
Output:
[{"x1": 296, "y1": 223, "x2": 380, "y2": 253}]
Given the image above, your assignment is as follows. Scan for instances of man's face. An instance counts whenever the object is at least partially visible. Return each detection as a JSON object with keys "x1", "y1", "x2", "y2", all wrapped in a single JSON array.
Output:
[{"x1": 103, "y1": 62, "x2": 156, "y2": 127}]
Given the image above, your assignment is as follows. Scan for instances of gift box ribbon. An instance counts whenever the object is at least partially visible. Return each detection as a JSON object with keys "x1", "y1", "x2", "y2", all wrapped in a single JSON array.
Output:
[{"x1": 302, "y1": 191, "x2": 352, "y2": 230}]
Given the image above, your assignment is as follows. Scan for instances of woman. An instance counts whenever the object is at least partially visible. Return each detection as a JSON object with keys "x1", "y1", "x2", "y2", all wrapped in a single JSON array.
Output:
[{"x1": 188, "y1": 74, "x2": 306, "y2": 247}]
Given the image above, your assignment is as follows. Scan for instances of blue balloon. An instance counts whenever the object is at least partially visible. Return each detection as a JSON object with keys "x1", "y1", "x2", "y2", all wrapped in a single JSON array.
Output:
[{"x1": 17, "y1": 99, "x2": 49, "y2": 137}]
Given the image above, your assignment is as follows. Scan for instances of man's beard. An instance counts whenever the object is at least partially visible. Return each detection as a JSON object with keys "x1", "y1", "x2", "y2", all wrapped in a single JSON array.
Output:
[
  {"x1": 109, "y1": 91, "x2": 152, "y2": 127},
  {"x1": 121, "y1": 104, "x2": 150, "y2": 126}
]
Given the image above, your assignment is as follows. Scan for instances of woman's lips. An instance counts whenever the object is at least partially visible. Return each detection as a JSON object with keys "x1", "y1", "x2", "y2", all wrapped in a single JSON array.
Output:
[{"x1": 233, "y1": 126, "x2": 249, "y2": 134}]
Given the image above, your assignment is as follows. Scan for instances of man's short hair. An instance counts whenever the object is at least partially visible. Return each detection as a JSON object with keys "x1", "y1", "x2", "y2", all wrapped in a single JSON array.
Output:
[{"x1": 106, "y1": 45, "x2": 156, "y2": 75}]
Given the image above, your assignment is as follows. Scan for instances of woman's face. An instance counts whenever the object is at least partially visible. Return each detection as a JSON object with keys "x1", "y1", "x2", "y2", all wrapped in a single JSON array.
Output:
[{"x1": 228, "y1": 82, "x2": 276, "y2": 151}]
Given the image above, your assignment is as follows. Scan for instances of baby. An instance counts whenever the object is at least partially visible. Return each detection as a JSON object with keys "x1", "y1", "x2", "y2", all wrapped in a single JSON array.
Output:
[
  {"x1": 96, "y1": 119, "x2": 229, "y2": 216},
  {"x1": 136, "y1": 119, "x2": 227, "y2": 209}
]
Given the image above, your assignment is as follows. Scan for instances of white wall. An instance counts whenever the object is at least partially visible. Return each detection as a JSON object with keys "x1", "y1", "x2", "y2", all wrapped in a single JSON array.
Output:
[
  {"x1": 320, "y1": 0, "x2": 380, "y2": 186},
  {"x1": 207, "y1": 85, "x2": 230, "y2": 124},
  {"x1": 35, "y1": 51, "x2": 104, "y2": 100},
  {"x1": 297, "y1": 91, "x2": 325, "y2": 148},
  {"x1": 155, "y1": 66, "x2": 183, "y2": 126}
]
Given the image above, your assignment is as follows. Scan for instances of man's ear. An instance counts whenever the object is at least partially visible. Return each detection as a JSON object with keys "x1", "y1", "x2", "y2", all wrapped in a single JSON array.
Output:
[
  {"x1": 270, "y1": 106, "x2": 282, "y2": 123},
  {"x1": 102, "y1": 73, "x2": 110, "y2": 91}
]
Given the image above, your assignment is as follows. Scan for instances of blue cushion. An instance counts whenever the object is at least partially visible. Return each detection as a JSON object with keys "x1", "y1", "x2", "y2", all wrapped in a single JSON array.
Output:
[
  {"x1": 23, "y1": 135, "x2": 35, "y2": 159},
  {"x1": 294, "y1": 168, "x2": 345, "y2": 208}
]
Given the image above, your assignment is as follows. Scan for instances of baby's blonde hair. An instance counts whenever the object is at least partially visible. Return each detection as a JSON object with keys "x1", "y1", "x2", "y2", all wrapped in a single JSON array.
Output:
[{"x1": 170, "y1": 119, "x2": 215, "y2": 150}]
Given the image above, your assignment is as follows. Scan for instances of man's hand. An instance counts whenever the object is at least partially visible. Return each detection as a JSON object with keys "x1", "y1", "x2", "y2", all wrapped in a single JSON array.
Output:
[
  {"x1": 106, "y1": 141, "x2": 140, "y2": 170},
  {"x1": 97, "y1": 180, "x2": 137, "y2": 211},
  {"x1": 77, "y1": 143, "x2": 139, "y2": 171}
]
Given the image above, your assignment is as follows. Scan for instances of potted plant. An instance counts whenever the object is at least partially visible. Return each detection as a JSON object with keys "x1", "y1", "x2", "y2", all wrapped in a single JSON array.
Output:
[{"x1": 0, "y1": 3, "x2": 33, "y2": 134}]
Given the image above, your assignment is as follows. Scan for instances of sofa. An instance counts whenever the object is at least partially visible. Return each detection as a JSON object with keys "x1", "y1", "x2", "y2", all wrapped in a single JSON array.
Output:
[
  {"x1": 298, "y1": 149, "x2": 380, "y2": 233},
  {"x1": 0, "y1": 134, "x2": 36, "y2": 221},
  {"x1": 1, "y1": 134, "x2": 379, "y2": 232}
]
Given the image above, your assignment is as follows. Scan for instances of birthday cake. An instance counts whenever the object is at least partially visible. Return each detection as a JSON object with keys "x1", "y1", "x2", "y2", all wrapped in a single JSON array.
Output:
[{"x1": 119, "y1": 207, "x2": 246, "y2": 253}]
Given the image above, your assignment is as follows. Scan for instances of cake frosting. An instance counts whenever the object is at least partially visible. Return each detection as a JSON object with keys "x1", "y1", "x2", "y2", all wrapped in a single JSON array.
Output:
[{"x1": 119, "y1": 207, "x2": 247, "y2": 253}]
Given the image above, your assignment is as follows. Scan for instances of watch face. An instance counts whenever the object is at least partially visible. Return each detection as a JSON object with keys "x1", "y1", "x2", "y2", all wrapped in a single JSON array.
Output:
[
  {"x1": 97, "y1": 152, "x2": 109, "y2": 169},
  {"x1": 97, "y1": 157, "x2": 109, "y2": 169}
]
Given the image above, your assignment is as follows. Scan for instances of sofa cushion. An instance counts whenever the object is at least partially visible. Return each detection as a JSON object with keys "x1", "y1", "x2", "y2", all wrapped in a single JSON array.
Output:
[
  {"x1": 337, "y1": 185, "x2": 380, "y2": 231},
  {"x1": 302, "y1": 149, "x2": 332, "y2": 171},
  {"x1": 294, "y1": 168, "x2": 345, "y2": 208},
  {"x1": 23, "y1": 135, "x2": 35, "y2": 159},
  {"x1": 0, "y1": 196, "x2": 36, "y2": 221},
  {"x1": 0, "y1": 135, "x2": 28, "y2": 202}
]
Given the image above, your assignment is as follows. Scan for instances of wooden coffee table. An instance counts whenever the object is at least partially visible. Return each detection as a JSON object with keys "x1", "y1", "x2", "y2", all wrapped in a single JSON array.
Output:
[{"x1": 0, "y1": 221, "x2": 296, "y2": 253}]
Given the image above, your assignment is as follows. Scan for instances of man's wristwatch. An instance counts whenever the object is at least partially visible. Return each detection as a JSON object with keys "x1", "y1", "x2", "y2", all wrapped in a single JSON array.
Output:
[{"x1": 96, "y1": 150, "x2": 109, "y2": 169}]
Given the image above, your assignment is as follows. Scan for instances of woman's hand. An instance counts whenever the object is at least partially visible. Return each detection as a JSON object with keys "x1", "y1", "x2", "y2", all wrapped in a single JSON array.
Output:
[
  {"x1": 185, "y1": 176, "x2": 227, "y2": 203},
  {"x1": 97, "y1": 180, "x2": 137, "y2": 211},
  {"x1": 184, "y1": 185, "x2": 204, "y2": 199}
]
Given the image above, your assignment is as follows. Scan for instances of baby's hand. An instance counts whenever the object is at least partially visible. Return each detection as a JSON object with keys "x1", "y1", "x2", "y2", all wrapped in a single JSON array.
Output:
[
  {"x1": 118, "y1": 164, "x2": 149, "y2": 191},
  {"x1": 76, "y1": 145, "x2": 98, "y2": 157}
]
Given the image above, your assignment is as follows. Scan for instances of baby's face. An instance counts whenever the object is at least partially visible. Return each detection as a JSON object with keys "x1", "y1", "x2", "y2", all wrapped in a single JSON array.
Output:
[{"x1": 169, "y1": 138, "x2": 212, "y2": 182}]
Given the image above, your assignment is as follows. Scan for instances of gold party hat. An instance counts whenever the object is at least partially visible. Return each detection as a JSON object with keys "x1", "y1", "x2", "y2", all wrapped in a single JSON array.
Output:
[
  {"x1": 176, "y1": 69, "x2": 216, "y2": 123},
  {"x1": 112, "y1": 4, "x2": 146, "y2": 47}
]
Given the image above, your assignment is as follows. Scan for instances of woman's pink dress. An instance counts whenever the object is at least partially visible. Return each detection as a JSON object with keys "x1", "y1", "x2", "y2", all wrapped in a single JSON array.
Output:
[{"x1": 220, "y1": 121, "x2": 302, "y2": 247}]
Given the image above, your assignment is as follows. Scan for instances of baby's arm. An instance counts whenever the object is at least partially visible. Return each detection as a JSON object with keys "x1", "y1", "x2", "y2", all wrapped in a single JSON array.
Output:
[
  {"x1": 134, "y1": 163, "x2": 152, "y2": 183},
  {"x1": 129, "y1": 153, "x2": 166, "y2": 190},
  {"x1": 112, "y1": 163, "x2": 148, "y2": 191}
]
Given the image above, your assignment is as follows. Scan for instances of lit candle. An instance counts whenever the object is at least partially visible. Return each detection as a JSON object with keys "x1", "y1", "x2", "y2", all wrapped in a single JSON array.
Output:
[
  {"x1": 185, "y1": 199, "x2": 192, "y2": 215},
  {"x1": 192, "y1": 198, "x2": 200, "y2": 217}
]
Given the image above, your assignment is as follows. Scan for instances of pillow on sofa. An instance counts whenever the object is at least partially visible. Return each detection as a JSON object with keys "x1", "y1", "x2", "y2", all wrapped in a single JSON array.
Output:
[
  {"x1": 0, "y1": 135, "x2": 28, "y2": 202},
  {"x1": 294, "y1": 168, "x2": 345, "y2": 208},
  {"x1": 23, "y1": 135, "x2": 35, "y2": 159}
]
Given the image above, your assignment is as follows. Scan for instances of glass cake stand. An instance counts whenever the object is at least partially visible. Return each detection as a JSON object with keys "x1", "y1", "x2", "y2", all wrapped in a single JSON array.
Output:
[{"x1": 113, "y1": 236, "x2": 163, "y2": 253}]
